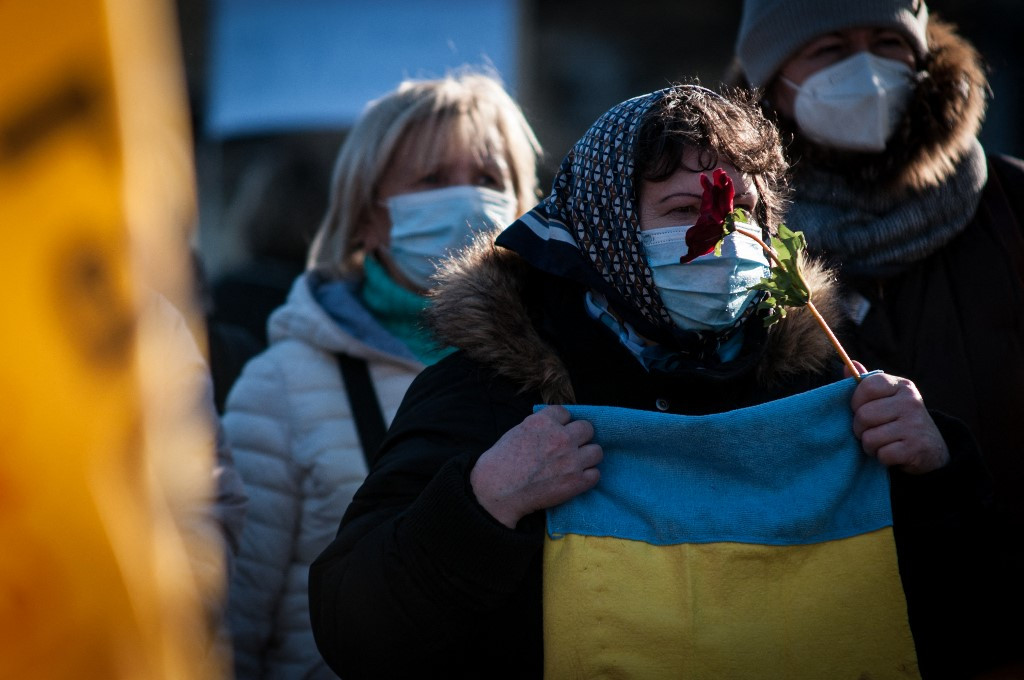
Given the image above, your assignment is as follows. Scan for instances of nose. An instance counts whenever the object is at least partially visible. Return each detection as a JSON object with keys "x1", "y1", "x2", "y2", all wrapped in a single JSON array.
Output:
[
  {"x1": 849, "y1": 34, "x2": 874, "y2": 54},
  {"x1": 448, "y1": 164, "x2": 477, "y2": 187},
  {"x1": 839, "y1": 30, "x2": 872, "y2": 56}
]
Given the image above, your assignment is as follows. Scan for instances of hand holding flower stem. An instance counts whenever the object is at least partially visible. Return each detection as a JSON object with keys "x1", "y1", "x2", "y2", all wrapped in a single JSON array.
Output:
[{"x1": 682, "y1": 169, "x2": 862, "y2": 382}]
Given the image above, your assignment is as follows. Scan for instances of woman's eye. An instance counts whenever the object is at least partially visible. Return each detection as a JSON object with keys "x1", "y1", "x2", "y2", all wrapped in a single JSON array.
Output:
[
  {"x1": 669, "y1": 206, "x2": 699, "y2": 219},
  {"x1": 419, "y1": 171, "x2": 443, "y2": 186},
  {"x1": 875, "y1": 31, "x2": 910, "y2": 49},
  {"x1": 809, "y1": 44, "x2": 841, "y2": 59},
  {"x1": 803, "y1": 39, "x2": 844, "y2": 60},
  {"x1": 873, "y1": 34, "x2": 914, "y2": 61},
  {"x1": 475, "y1": 173, "x2": 502, "y2": 188}
]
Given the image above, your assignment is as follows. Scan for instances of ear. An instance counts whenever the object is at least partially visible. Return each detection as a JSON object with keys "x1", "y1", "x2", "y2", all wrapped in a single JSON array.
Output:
[{"x1": 357, "y1": 201, "x2": 391, "y2": 252}]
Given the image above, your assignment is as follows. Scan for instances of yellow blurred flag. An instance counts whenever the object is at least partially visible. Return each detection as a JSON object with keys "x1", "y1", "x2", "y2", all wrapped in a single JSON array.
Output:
[{"x1": 0, "y1": 1, "x2": 225, "y2": 678}]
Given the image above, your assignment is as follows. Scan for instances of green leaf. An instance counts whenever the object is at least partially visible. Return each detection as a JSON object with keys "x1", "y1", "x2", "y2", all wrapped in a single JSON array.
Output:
[
  {"x1": 716, "y1": 208, "x2": 750, "y2": 257},
  {"x1": 723, "y1": 207, "x2": 746, "y2": 234},
  {"x1": 747, "y1": 222, "x2": 813, "y2": 328}
]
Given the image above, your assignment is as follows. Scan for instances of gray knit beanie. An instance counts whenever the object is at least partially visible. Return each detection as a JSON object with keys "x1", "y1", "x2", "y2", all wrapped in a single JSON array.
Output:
[{"x1": 735, "y1": 0, "x2": 930, "y2": 88}]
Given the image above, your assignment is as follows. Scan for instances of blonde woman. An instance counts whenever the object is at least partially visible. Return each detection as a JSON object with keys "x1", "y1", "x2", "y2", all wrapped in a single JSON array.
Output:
[{"x1": 222, "y1": 69, "x2": 541, "y2": 679}]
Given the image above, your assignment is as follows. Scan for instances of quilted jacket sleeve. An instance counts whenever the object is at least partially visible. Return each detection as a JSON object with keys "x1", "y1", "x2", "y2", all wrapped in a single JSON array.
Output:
[
  {"x1": 309, "y1": 352, "x2": 546, "y2": 679},
  {"x1": 222, "y1": 351, "x2": 304, "y2": 678}
]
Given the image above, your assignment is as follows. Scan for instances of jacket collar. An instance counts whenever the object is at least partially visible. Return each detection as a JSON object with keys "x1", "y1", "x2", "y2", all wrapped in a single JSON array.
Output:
[{"x1": 426, "y1": 231, "x2": 846, "y2": 404}]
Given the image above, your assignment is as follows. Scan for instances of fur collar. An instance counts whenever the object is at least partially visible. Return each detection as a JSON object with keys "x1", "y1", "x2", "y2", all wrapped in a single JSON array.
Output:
[{"x1": 427, "y1": 232, "x2": 845, "y2": 404}]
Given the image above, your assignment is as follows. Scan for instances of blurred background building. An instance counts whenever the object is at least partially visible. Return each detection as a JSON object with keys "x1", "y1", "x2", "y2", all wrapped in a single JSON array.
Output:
[{"x1": 175, "y1": 0, "x2": 1024, "y2": 284}]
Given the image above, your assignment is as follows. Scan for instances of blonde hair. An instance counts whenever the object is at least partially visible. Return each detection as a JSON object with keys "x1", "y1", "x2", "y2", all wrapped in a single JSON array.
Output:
[{"x1": 307, "y1": 68, "x2": 542, "y2": 277}]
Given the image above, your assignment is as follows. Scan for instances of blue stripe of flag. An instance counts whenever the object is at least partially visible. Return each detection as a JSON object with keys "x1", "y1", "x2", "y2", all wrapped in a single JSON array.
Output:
[{"x1": 547, "y1": 375, "x2": 892, "y2": 546}]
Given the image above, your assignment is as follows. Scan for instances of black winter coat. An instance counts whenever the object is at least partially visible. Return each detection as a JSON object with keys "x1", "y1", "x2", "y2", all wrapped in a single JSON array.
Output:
[
  {"x1": 309, "y1": 243, "x2": 1006, "y2": 680},
  {"x1": 842, "y1": 154, "x2": 1024, "y2": 533},
  {"x1": 837, "y1": 154, "x2": 1024, "y2": 673}
]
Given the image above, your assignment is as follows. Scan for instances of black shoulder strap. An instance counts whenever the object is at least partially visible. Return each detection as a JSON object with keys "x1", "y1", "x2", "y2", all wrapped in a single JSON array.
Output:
[{"x1": 335, "y1": 353, "x2": 387, "y2": 468}]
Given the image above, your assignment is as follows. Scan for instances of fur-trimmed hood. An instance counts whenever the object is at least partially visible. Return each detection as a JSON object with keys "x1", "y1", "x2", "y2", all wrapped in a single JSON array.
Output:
[
  {"x1": 780, "y1": 17, "x2": 988, "y2": 195},
  {"x1": 426, "y1": 232, "x2": 845, "y2": 404}
]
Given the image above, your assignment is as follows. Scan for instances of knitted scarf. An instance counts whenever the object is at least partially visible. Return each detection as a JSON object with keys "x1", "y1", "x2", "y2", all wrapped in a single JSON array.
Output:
[{"x1": 788, "y1": 139, "x2": 987, "y2": 278}]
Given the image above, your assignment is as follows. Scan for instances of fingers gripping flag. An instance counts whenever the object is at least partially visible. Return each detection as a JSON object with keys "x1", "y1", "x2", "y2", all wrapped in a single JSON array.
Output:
[{"x1": 543, "y1": 376, "x2": 920, "y2": 679}]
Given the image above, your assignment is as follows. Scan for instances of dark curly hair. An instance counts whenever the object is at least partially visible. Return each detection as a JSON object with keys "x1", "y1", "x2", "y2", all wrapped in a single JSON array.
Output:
[{"x1": 634, "y1": 84, "x2": 790, "y2": 234}]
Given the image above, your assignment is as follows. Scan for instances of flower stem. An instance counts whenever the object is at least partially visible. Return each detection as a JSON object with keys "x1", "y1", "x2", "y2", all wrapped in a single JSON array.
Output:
[
  {"x1": 805, "y1": 300, "x2": 862, "y2": 383},
  {"x1": 737, "y1": 227, "x2": 784, "y2": 269},
  {"x1": 736, "y1": 227, "x2": 862, "y2": 383}
]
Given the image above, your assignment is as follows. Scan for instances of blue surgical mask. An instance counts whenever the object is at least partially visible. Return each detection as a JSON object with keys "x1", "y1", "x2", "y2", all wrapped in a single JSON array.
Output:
[
  {"x1": 386, "y1": 185, "x2": 518, "y2": 290},
  {"x1": 639, "y1": 221, "x2": 769, "y2": 333}
]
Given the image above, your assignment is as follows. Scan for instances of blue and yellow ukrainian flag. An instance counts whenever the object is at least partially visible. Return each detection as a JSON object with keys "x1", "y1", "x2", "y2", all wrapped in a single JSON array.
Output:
[{"x1": 544, "y1": 375, "x2": 920, "y2": 679}]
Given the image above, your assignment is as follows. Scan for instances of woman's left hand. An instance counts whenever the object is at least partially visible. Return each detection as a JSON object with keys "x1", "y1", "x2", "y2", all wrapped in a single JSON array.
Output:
[{"x1": 848, "y1": 365, "x2": 951, "y2": 475}]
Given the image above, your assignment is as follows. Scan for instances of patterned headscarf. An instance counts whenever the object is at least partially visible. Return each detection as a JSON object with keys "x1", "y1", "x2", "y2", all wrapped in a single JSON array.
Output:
[
  {"x1": 497, "y1": 90, "x2": 669, "y2": 326},
  {"x1": 496, "y1": 85, "x2": 762, "y2": 358}
]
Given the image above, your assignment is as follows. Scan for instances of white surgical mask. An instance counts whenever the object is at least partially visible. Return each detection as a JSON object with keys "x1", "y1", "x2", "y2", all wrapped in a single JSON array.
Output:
[
  {"x1": 783, "y1": 52, "x2": 915, "y2": 153},
  {"x1": 386, "y1": 185, "x2": 517, "y2": 290},
  {"x1": 639, "y1": 221, "x2": 769, "y2": 333}
]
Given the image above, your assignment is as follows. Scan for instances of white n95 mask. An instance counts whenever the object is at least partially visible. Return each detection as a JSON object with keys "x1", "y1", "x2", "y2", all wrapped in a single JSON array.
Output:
[
  {"x1": 386, "y1": 185, "x2": 517, "y2": 290},
  {"x1": 783, "y1": 52, "x2": 915, "y2": 153},
  {"x1": 639, "y1": 221, "x2": 770, "y2": 333}
]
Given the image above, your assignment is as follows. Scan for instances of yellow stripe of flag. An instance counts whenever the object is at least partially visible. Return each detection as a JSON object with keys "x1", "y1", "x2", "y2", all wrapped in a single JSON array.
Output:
[{"x1": 545, "y1": 530, "x2": 919, "y2": 679}]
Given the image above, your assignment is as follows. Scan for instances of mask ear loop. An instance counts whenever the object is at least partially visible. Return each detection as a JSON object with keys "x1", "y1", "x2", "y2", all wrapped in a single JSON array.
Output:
[
  {"x1": 373, "y1": 185, "x2": 390, "y2": 210},
  {"x1": 353, "y1": 189, "x2": 390, "y2": 256},
  {"x1": 778, "y1": 76, "x2": 801, "y2": 94}
]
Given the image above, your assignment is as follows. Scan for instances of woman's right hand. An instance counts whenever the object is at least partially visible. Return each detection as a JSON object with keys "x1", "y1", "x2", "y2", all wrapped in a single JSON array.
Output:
[{"x1": 469, "y1": 405, "x2": 603, "y2": 529}]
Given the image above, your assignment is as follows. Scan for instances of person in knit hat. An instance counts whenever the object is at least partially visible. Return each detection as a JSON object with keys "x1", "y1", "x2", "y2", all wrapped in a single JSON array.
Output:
[{"x1": 733, "y1": 1, "x2": 1024, "y2": 676}]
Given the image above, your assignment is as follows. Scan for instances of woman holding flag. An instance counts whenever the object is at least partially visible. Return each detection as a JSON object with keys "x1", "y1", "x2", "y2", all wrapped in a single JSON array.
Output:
[{"x1": 309, "y1": 84, "x2": 1008, "y2": 679}]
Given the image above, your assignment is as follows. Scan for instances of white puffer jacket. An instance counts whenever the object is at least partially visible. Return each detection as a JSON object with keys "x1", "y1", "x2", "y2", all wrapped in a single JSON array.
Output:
[{"x1": 223, "y1": 274, "x2": 423, "y2": 679}]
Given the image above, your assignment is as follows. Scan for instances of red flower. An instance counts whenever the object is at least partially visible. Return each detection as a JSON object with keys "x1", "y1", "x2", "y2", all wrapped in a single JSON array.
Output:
[{"x1": 679, "y1": 168, "x2": 735, "y2": 264}]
